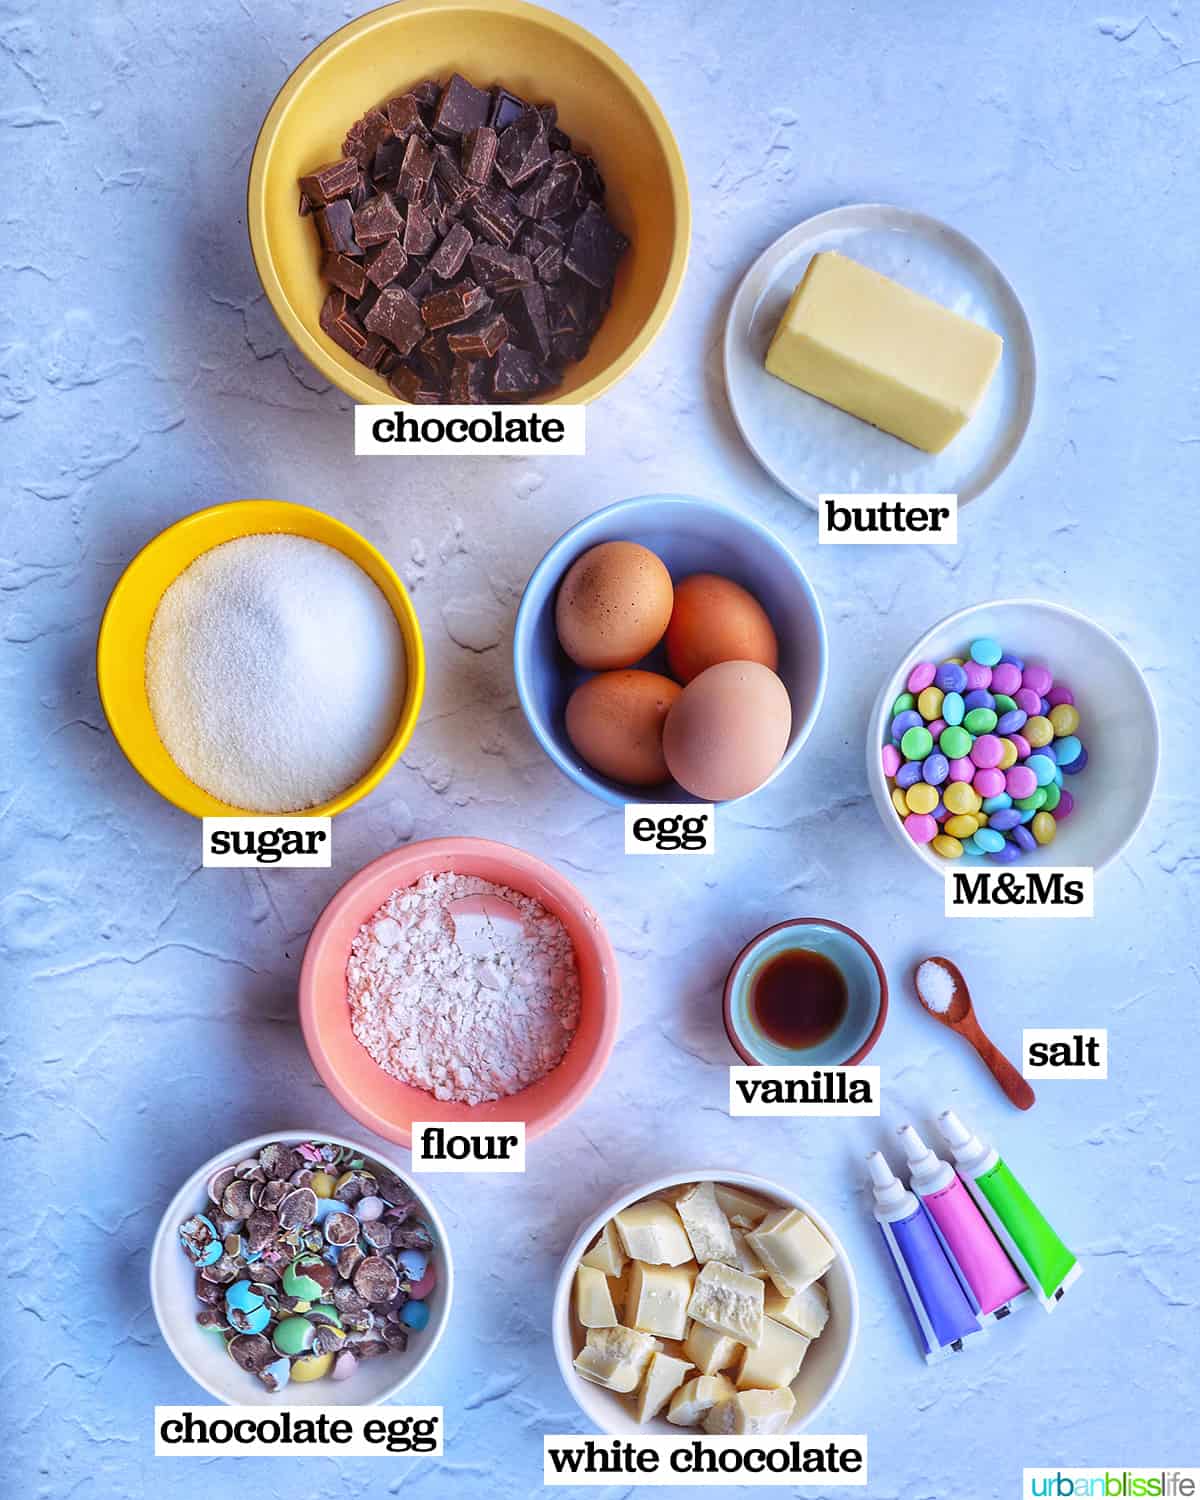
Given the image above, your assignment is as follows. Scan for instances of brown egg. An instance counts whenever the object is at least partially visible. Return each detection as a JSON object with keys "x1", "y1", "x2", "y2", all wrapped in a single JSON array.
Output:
[
  {"x1": 565, "y1": 670, "x2": 682, "y2": 786},
  {"x1": 555, "y1": 541, "x2": 674, "y2": 669},
  {"x1": 663, "y1": 660, "x2": 792, "y2": 801},
  {"x1": 665, "y1": 573, "x2": 779, "y2": 684}
]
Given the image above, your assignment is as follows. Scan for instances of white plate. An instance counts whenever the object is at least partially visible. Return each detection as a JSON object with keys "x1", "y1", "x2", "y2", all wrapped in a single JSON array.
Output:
[{"x1": 723, "y1": 204, "x2": 1036, "y2": 509}]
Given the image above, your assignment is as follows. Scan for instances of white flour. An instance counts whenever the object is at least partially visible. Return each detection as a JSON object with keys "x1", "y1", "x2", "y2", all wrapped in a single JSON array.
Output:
[{"x1": 347, "y1": 872, "x2": 581, "y2": 1105}]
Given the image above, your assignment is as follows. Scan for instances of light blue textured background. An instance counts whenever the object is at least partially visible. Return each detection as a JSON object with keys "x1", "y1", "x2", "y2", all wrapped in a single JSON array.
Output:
[{"x1": 3, "y1": 1, "x2": 1197, "y2": 1496}]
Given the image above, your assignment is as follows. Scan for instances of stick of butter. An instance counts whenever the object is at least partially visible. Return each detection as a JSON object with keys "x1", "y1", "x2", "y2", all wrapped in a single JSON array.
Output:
[
  {"x1": 764, "y1": 250, "x2": 1003, "y2": 453},
  {"x1": 573, "y1": 1325, "x2": 658, "y2": 1393},
  {"x1": 636, "y1": 1351, "x2": 694, "y2": 1423},
  {"x1": 627, "y1": 1261, "x2": 696, "y2": 1340},
  {"x1": 746, "y1": 1208, "x2": 835, "y2": 1297},
  {"x1": 574, "y1": 1263, "x2": 618, "y2": 1329},
  {"x1": 666, "y1": 1373, "x2": 735, "y2": 1427},
  {"x1": 614, "y1": 1200, "x2": 693, "y2": 1266},
  {"x1": 765, "y1": 1280, "x2": 829, "y2": 1339},
  {"x1": 686, "y1": 1260, "x2": 765, "y2": 1347},
  {"x1": 703, "y1": 1386, "x2": 796, "y2": 1436},
  {"x1": 735, "y1": 1315, "x2": 810, "y2": 1391}
]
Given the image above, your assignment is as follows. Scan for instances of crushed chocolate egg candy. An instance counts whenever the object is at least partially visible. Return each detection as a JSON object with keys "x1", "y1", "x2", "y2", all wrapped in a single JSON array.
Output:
[
  {"x1": 299, "y1": 73, "x2": 628, "y2": 401},
  {"x1": 178, "y1": 1139, "x2": 437, "y2": 1393}
]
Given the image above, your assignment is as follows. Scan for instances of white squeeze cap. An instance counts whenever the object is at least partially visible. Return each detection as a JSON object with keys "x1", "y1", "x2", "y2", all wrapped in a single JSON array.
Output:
[
  {"x1": 937, "y1": 1108, "x2": 985, "y2": 1168},
  {"x1": 897, "y1": 1123, "x2": 941, "y2": 1189},
  {"x1": 867, "y1": 1150, "x2": 908, "y2": 1212}
]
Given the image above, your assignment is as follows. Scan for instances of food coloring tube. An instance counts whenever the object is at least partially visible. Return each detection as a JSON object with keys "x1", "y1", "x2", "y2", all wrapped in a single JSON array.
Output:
[
  {"x1": 867, "y1": 1150, "x2": 984, "y2": 1362},
  {"x1": 897, "y1": 1123, "x2": 1029, "y2": 1320},
  {"x1": 938, "y1": 1109, "x2": 1081, "y2": 1312}
]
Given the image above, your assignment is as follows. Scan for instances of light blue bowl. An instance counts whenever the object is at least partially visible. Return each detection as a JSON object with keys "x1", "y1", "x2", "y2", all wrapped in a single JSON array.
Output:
[
  {"x1": 513, "y1": 495, "x2": 828, "y2": 806},
  {"x1": 723, "y1": 919, "x2": 889, "y2": 1066}
]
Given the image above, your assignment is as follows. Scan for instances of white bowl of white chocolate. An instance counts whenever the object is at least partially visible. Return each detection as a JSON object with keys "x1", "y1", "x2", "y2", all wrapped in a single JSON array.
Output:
[{"x1": 552, "y1": 1171, "x2": 858, "y2": 1436}]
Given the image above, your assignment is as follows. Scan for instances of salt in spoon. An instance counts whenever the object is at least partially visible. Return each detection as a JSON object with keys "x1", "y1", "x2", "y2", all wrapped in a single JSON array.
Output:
[{"x1": 913, "y1": 956, "x2": 1035, "y2": 1111}]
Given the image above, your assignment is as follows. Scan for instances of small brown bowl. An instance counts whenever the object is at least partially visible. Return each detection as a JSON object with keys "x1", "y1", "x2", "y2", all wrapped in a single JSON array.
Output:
[{"x1": 723, "y1": 918, "x2": 888, "y2": 1067}]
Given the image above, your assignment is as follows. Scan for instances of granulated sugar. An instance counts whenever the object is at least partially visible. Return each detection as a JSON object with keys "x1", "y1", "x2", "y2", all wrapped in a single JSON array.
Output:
[
  {"x1": 145, "y1": 533, "x2": 406, "y2": 812},
  {"x1": 346, "y1": 872, "x2": 581, "y2": 1105}
]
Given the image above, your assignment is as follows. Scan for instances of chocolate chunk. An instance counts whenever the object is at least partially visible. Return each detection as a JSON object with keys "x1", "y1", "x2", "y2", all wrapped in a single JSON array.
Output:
[
  {"x1": 387, "y1": 365, "x2": 439, "y2": 403},
  {"x1": 366, "y1": 237, "x2": 409, "y2": 289},
  {"x1": 355, "y1": 282, "x2": 381, "y2": 324},
  {"x1": 410, "y1": 79, "x2": 440, "y2": 111},
  {"x1": 504, "y1": 282, "x2": 552, "y2": 362},
  {"x1": 462, "y1": 126, "x2": 498, "y2": 186},
  {"x1": 532, "y1": 241, "x2": 562, "y2": 283},
  {"x1": 315, "y1": 199, "x2": 361, "y2": 256},
  {"x1": 433, "y1": 151, "x2": 474, "y2": 205},
  {"x1": 390, "y1": 1222, "x2": 435, "y2": 1251},
  {"x1": 495, "y1": 107, "x2": 550, "y2": 188},
  {"x1": 533, "y1": 156, "x2": 581, "y2": 219},
  {"x1": 575, "y1": 152, "x2": 606, "y2": 203},
  {"x1": 361, "y1": 1217, "x2": 393, "y2": 1248},
  {"x1": 352, "y1": 192, "x2": 403, "y2": 247},
  {"x1": 344, "y1": 106, "x2": 391, "y2": 166},
  {"x1": 433, "y1": 72, "x2": 491, "y2": 139},
  {"x1": 351, "y1": 1337, "x2": 391, "y2": 1361},
  {"x1": 489, "y1": 88, "x2": 527, "y2": 132},
  {"x1": 469, "y1": 243, "x2": 534, "y2": 291},
  {"x1": 364, "y1": 286, "x2": 426, "y2": 355},
  {"x1": 348, "y1": 172, "x2": 371, "y2": 209},
  {"x1": 298, "y1": 157, "x2": 359, "y2": 206},
  {"x1": 405, "y1": 267, "x2": 436, "y2": 305},
  {"x1": 354, "y1": 332, "x2": 390, "y2": 370},
  {"x1": 398, "y1": 134, "x2": 435, "y2": 202},
  {"x1": 468, "y1": 186, "x2": 523, "y2": 247},
  {"x1": 415, "y1": 332, "x2": 452, "y2": 381},
  {"x1": 386, "y1": 93, "x2": 425, "y2": 139},
  {"x1": 381, "y1": 1320, "x2": 411, "y2": 1351},
  {"x1": 403, "y1": 201, "x2": 437, "y2": 256},
  {"x1": 421, "y1": 278, "x2": 487, "y2": 329},
  {"x1": 449, "y1": 356, "x2": 489, "y2": 403},
  {"x1": 564, "y1": 201, "x2": 628, "y2": 288},
  {"x1": 337, "y1": 1243, "x2": 364, "y2": 1281},
  {"x1": 493, "y1": 342, "x2": 543, "y2": 398},
  {"x1": 447, "y1": 311, "x2": 508, "y2": 358},
  {"x1": 322, "y1": 250, "x2": 368, "y2": 299},
  {"x1": 428, "y1": 222, "x2": 474, "y2": 279},
  {"x1": 372, "y1": 135, "x2": 408, "y2": 187},
  {"x1": 258, "y1": 1179, "x2": 289, "y2": 1211}
]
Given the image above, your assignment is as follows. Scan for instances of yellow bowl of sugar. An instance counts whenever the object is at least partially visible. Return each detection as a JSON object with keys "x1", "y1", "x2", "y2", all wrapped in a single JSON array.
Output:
[{"x1": 97, "y1": 499, "x2": 425, "y2": 818}]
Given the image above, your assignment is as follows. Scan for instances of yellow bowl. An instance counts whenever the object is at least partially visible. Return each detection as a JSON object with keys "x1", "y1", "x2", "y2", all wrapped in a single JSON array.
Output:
[
  {"x1": 97, "y1": 501, "x2": 425, "y2": 818},
  {"x1": 247, "y1": 0, "x2": 690, "y2": 405}
]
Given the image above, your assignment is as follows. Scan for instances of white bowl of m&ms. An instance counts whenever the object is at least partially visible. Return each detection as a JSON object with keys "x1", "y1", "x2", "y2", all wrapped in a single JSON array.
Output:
[{"x1": 867, "y1": 600, "x2": 1158, "y2": 875}]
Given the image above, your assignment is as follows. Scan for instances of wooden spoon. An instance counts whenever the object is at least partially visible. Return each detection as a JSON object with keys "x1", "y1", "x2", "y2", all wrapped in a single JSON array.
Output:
[{"x1": 913, "y1": 956, "x2": 1035, "y2": 1110}]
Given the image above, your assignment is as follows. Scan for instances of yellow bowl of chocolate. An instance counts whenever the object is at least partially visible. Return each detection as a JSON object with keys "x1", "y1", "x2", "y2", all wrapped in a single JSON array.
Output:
[{"x1": 247, "y1": 0, "x2": 690, "y2": 405}]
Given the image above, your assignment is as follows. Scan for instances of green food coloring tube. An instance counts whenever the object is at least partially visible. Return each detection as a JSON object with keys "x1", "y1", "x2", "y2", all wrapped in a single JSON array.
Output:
[{"x1": 938, "y1": 1108, "x2": 1081, "y2": 1311}]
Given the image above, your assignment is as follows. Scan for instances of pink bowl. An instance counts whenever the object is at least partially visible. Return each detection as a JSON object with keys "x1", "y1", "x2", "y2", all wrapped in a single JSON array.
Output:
[{"x1": 299, "y1": 837, "x2": 621, "y2": 1147}]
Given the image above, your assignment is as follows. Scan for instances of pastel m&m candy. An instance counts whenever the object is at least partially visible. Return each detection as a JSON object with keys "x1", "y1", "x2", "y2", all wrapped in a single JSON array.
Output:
[
  {"x1": 904, "y1": 812, "x2": 937, "y2": 844},
  {"x1": 907, "y1": 661, "x2": 937, "y2": 692},
  {"x1": 969, "y1": 734, "x2": 1003, "y2": 769}
]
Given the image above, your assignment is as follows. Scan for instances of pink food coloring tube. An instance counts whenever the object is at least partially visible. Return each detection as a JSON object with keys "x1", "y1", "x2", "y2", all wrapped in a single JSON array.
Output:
[{"x1": 898, "y1": 1124, "x2": 1030, "y2": 1320}]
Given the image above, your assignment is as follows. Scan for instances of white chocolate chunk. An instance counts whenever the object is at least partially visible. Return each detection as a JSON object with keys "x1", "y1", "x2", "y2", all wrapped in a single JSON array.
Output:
[
  {"x1": 730, "y1": 1229, "x2": 768, "y2": 1278},
  {"x1": 686, "y1": 1260, "x2": 765, "y2": 1346},
  {"x1": 736, "y1": 1316, "x2": 811, "y2": 1390},
  {"x1": 614, "y1": 1200, "x2": 693, "y2": 1266},
  {"x1": 666, "y1": 1373, "x2": 735, "y2": 1428},
  {"x1": 573, "y1": 1325, "x2": 657, "y2": 1393},
  {"x1": 765, "y1": 1280, "x2": 829, "y2": 1339},
  {"x1": 581, "y1": 1219, "x2": 626, "y2": 1278},
  {"x1": 675, "y1": 1181, "x2": 737, "y2": 1266},
  {"x1": 714, "y1": 1185, "x2": 771, "y2": 1228},
  {"x1": 627, "y1": 1260, "x2": 696, "y2": 1340},
  {"x1": 704, "y1": 1386, "x2": 796, "y2": 1435},
  {"x1": 684, "y1": 1320, "x2": 741, "y2": 1375},
  {"x1": 574, "y1": 1263, "x2": 617, "y2": 1329},
  {"x1": 635, "y1": 1351, "x2": 693, "y2": 1423},
  {"x1": 746, "y1": 1208, "x2": 835, "y2": 1297}
]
